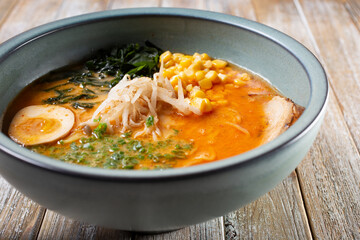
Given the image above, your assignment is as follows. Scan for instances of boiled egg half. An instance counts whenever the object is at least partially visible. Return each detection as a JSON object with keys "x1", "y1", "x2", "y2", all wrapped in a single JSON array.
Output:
[{"x1": 8, "y1": 105, "x2": 75, "y2": 146}]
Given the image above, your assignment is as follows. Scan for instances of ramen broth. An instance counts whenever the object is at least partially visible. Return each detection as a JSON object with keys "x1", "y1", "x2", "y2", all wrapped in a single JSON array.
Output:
[{"x1": 5, "y1": 44, "x2": 303, "y2": 170}]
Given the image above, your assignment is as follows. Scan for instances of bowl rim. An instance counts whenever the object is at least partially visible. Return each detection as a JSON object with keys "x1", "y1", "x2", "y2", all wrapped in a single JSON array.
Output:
[{"x1": 0, "y1": 7, "x2": 328, "y2": 181}]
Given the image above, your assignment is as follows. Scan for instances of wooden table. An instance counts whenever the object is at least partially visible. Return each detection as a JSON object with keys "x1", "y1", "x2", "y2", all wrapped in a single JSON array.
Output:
[{"x1": 0, "y1": 0, "x2": 359, "y2": 239}]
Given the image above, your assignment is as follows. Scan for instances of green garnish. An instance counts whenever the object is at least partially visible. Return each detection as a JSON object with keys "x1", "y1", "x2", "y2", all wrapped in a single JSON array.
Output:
[
  {"x1": 30, "y1": 134, "x2": 193, "y2": 170},
  {"x1": 92, "y1": 123, "x2": 107, "y2": 139},
  {"x1": 93, "y1": 116, "x2": 102, "y2": 122},
  {"x1": 85, "y1": 41, "x2": 163, "y2": 78},
  {"x1": 41, "y1": 42, "x2": 163, "y2": 109},
  {"x1": 146, "y1": 116, "x2": 154, "y2": 127}
]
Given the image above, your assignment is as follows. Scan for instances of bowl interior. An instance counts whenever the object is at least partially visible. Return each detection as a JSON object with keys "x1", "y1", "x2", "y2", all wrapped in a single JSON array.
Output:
[{"x1": 0, "y1": 9, "x2": 326, "y2": 177}]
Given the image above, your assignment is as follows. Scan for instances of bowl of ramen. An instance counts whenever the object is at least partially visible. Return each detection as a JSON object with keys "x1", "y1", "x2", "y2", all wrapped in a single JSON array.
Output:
[{"x1": 0, "y1": 8, "x2": 328, "y2": 232}]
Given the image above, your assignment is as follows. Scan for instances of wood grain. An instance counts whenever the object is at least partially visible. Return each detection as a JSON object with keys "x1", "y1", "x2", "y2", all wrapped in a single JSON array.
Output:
[
  {"x1": 297, "y1": 0, "x2": 360, "y2": 152},
  {"x1": 110, "y1": 0, "x2": 160, "y2": 8},
  {"x1": 298, "y1": 91, "x2": 360, "y2": 239},
  {"x1": 0, "y1": 178, "x2": 45, "y2": 239},
  {"x1": 55, "y1": 0, "x2": 110, "y2": 19},
  {"x1": 37, "y1": 210, "x2": 132, "y2": 240},
  {"x1": 0, "y1": 0, "x2": 63, "y2": 43},
  {"x1": 225, "y1": 172, "x2": 311, "y2": 239},
  {"x1": 343, "y1": 0, "x2": 360, "y2": 32},
  {"x1": 0, "y1": 0, "x2": 18, "y2": 30},
  {"x1": 161, "y1": 0, "x2": 206, "y2": 9}
]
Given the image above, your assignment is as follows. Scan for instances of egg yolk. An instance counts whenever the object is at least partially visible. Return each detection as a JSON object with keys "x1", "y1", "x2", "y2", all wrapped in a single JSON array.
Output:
[{"x1": 17, "y1": 117, "x2": 61, "y2": 136}]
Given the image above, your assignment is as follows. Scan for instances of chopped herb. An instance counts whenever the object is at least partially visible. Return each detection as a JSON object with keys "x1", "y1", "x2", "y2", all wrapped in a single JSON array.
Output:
[
  {"x1": 182, "y1": 144, "x2": 193, "y2": 150},
  {"x1": 93, "y1": 116, "x2": 102, "y2": 122},
  {"x1": 82, "y1": 143, "x2": 94, "y2": 151},
  {"x1": 92, "y1": 123, "x2": 107, "y2": 139},
  {"x1": 146, "y1": 115, "x2": 154, "y2": 127},
  {"x1": 173, "y1": 129, "x2": 179, "y2": 135},
  {"x1": 70, "y1": 142, "x2": 78, "y2": 150},
  {"x1": 30, "y1": 133, "x2": 193, "y2": 170},
  {"x1": 121, "y1": 131, "x2": 132, "y2": 138}
]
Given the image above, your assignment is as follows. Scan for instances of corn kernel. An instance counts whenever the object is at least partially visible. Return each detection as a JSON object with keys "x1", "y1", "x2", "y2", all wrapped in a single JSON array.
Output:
[
  {"x1": 190, "y1": 87, "x2": 206, "y2": 98},
  {"x1": 179, "y1": 56, "x2": 193, "y2": 68},
  {"x1": 174, "y1": 85, "x2": 186, "y2": 95},
  {"x1": 178, "y1": 71, "x2": 188, "y2": 81},
  {"x1": 218, "y1": 73, "x2": 228, "y2": 83},
  {"x1": 212, "y1": 59, "x2": 227, "y2": 69},
  {"x1": 193, "y1": 52, "x2": 202, "y2": 61},
  {"x1": 170, "y1": 75, "x2": 181, "y2": 87},
  {"x1": 173, "y1": 53, "x2": 184, "y2": 63},
  {"x1": 199, "y1": 78, "x2": 213, "y2": 90},
  {"x1": 201, "y1": 53, "x2": 211, "y2": 60},
  {"x1": 239, "y1": 73, "x2": 251, "y2": 81},
  {"x1": 184, "y1": 68, "x2": 195, "y2": 79},
  {"x1": 164, "y1": 59, "x2": 175, "y2": 68},
  {"x1": 160, "y1": 51, "x2": 172, "y2": 63},
  {"x1": 195, "y1": 71, "x2": 206, "y2": 81},
  {"x1": 191, "y1": 60, "x2": 203, "y2": 71},
  {"x1": 205, "y1": 70, "x2": 220, "y2": 84},
  {"x1": 203, "y1": 98, "x2": 213, "y2": 112},
  {"x1": 186, "y1": 84, "x2": 193, "y2": 92},
  {"x1": 163, "y1": 68, "x2": 175, "y2": 79},
  {"x1": 175, "y1": 65, "x2": 184, "y2": 73},
  {"x1": 234, "y1": 78, "x2": 246, "y2": 86},
  {"x1": 203, "y1": 60, "x2": 212, "y2": 68},
  {"x1": 191, "y1": 97, "x2": 212, "y2": 113}
]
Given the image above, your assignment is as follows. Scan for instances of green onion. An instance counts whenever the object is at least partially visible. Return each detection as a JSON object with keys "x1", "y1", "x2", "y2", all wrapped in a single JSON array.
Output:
[{"x1": 146, "y1": 116, "x2": 154, "y2": 127}]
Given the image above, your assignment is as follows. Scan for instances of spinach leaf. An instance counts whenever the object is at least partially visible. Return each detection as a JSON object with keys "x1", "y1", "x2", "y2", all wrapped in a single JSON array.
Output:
[{"x1": 86, "y1": 41, "x2": 163, "y2": 78}]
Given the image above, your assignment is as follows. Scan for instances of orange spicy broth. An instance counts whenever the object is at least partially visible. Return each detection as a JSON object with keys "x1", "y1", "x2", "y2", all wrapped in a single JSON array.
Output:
[{"x1": 5, "y1": 53, "x2": 285, "y2": 170}]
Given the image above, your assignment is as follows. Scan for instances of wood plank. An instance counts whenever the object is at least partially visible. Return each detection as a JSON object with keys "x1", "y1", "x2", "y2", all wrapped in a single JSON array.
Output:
[
  {"x1": 297, "y1": 90, "x2": 360, "y2": 239},
  {"x1": 343, "y1": 0, "x2": 360, "y2": 32},
  {"x1": 110, "y1": 0, "x2": 160, "y2": 8},
  {"x1": 225, "y1": 172, "x2": 311, "y2": 239},
  {"x1": 0, "y1": 178, "x2": 45, "y2": 239},
  {"x1": 0, "y1": 0, "x2": 19, "y2": 29},
  {"x1": 161, "y1": 0, "x2": 206, "y2": 9},
  {"x1": 55, "y1": 0, "x2": 110, "y2": 19},
  {"x1": 134, "y1": 218, "x2": 224, "y2": 240},
  {"x1": 37, "y1": 210, "x2": 133, "y2": 239},
  {"x1": 38, "y1": 210, "x2": 224, "y2": 240},
  {"x1": 0, "y1": 0, "x2": 63, "y2": 43},
  {"x1": 206, "y1": 0, "x2": 256, "y2": 20},
  {"x1": 296, "y1": 0, "x2": 360, "y2": 152}
]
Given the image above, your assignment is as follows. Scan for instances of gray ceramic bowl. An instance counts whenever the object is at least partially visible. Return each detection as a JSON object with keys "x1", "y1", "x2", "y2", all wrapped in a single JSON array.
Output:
[{"x1": 0, "y1": 8, "x2": 328, "y2": 232}]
